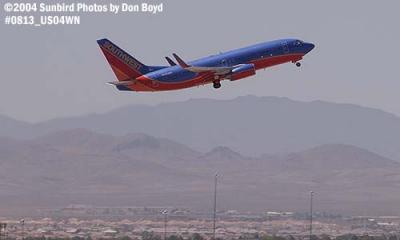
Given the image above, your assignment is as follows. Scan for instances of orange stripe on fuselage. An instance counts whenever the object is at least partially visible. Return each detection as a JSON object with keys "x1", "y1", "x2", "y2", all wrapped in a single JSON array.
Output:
[{"x1": 127, "y1": 72, "x2": 214, "y2": 92}]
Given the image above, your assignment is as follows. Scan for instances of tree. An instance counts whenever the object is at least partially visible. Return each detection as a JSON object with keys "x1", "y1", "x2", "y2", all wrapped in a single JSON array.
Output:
[
  {"x1": 191, "y1": 233, "x2": 204, "y2": 240},
  {"x1": 319, "y1": 234, "x2": 331, "y2": 240},
  {"x1": 119, "y1": 236, "x2": 132, "y2": 240},
  {"x1": 142, "y1": 231, "x2": 161, "y2": 240},
  {"x1": 167, "y1": 235, "x2": 183, "y2": 240}
]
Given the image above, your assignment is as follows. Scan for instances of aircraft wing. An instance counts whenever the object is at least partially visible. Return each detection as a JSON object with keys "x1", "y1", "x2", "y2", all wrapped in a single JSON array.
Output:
[{"x1": 172, "y1": 53, "x2": 233, "y2": 75}]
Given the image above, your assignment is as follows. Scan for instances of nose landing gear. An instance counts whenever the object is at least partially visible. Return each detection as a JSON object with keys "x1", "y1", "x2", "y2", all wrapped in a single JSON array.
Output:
[
  {"x1": 295, "y1": 62, "x2": 301, "y2": 67},
  {"x1": 213, "y1": 81, "x2": 221, "y2": 89}
]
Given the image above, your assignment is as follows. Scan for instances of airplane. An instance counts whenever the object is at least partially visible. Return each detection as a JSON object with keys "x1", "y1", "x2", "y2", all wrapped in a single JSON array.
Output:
[{"x1": 97, "y1": 38, "x2": 315, "y2": 91}]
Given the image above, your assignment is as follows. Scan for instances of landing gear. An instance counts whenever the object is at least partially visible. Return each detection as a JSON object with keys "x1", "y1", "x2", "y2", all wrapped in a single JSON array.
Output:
[
  {"x1": 295, "y1": 62, "x2": 301, "y2": 67},
  {"x1": 213, "y1": 81, "x2": 221, "y2": 89}
]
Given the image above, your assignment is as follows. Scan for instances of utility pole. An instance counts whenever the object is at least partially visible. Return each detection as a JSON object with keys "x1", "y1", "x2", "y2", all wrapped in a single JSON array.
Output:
[
  {"x1": 161, "y1": 210, "x2": 168, "y2": 240},
  {"x1": 309, "y1": 191, "x2": 314, "y2": 240},
  {"x1": 21, "y1": 219, "x2": 25, "y2": 240},
  {"x1": 212, "y1": 173, "x2": 218, "y2": 240}
]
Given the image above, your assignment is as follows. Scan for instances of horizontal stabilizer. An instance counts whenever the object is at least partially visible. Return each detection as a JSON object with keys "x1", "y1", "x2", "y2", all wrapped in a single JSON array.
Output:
[{"x1": 107, "y1": 80, "x2": 135, "y2": 86}]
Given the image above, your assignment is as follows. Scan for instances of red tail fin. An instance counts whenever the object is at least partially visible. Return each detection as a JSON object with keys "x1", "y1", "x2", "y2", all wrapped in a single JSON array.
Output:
[{"x1": 97, "y1": 38, "x2": 149, "y2": 81}]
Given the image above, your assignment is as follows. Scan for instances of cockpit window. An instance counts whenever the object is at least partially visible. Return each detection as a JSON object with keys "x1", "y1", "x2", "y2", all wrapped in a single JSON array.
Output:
[{"x1": 295, "y1": 40, "x2": 302, "y2": 46}]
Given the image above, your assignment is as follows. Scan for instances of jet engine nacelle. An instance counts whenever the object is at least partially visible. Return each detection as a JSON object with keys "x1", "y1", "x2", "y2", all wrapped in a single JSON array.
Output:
[{"x1": 228, "y1": 63, "x2": 256, "y2": 81}]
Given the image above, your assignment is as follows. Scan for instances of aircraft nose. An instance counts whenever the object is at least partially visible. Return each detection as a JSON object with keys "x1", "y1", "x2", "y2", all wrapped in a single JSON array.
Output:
[{"x1": 304, "y1": 42, "x2": 315, "y2": 53}]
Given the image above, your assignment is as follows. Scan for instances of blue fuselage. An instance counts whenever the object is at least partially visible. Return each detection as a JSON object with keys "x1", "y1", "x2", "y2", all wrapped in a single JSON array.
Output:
[{"x1": 145, "y1": 39, "x2": 314, "y2": 83}]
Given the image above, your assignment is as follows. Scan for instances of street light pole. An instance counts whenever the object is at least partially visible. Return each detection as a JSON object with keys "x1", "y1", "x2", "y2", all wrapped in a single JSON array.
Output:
[
  {"x1": 212, "y1": 173, "x2": 218, "y2": 240},
  {"x1": 309, "y1": 191, "x2": 314, "y2": 240},
  {"x1": 161, "y1": 210, "x2": 168, "y2": 240}
]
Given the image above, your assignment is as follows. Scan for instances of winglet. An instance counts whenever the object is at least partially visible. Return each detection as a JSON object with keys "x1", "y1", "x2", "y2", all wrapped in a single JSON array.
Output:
[
  {"x1": 165, "y1": 56, "x2": 177, "y2": 66},
  {"x1": 172, "y1": 53, "x2": 190, "y2": 68}
]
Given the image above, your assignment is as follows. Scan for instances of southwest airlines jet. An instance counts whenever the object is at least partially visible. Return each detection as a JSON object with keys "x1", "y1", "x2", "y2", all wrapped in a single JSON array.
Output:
[{"x1": 97, "y1": 38, "x2": 314, "y2": 91}]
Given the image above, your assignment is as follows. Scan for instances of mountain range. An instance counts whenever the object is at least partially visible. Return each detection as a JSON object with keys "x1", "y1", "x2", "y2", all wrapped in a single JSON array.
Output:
[
  {"x1": 1, "y1": 96, "x2": 400, "y2": 161},
  {"x1": 1, "y1": 129, "x2": 400, "y2": 216}
]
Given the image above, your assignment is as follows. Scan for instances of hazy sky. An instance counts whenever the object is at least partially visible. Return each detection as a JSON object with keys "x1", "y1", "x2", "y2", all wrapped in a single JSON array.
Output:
[{"x1": 1, "y1": 0, "x2": 400, "y2": 122}]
